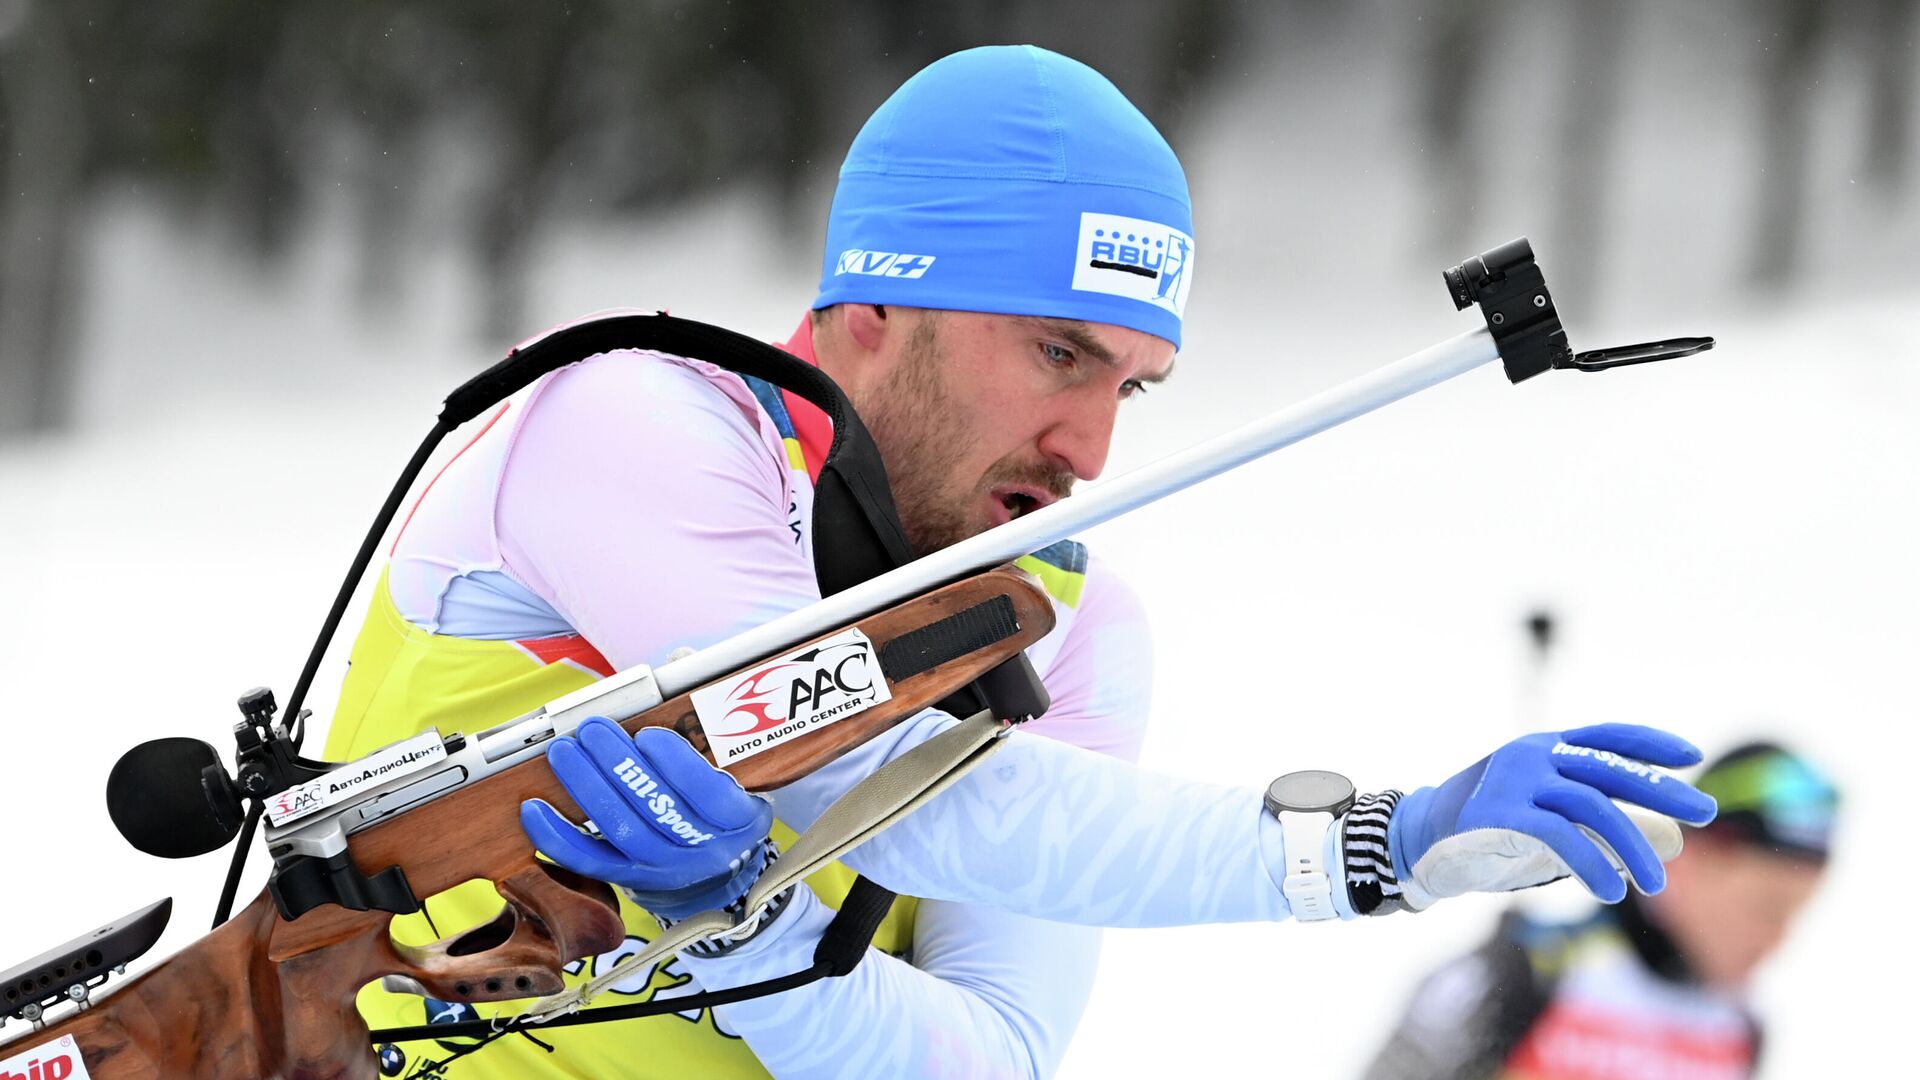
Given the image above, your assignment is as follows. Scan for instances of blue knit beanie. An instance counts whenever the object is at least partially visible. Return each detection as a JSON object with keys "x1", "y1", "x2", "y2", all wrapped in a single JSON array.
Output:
[{"x1": 814, "y1": 45, "x2": 1195, "y2": 348}]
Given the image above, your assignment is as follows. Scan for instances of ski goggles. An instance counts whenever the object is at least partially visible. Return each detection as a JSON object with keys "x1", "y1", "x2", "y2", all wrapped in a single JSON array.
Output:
[{"x1": 1695, "y1": 744, "x2": 1839, "y2": 860}]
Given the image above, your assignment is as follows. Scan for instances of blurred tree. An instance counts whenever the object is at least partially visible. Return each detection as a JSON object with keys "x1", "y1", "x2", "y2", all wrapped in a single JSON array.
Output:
[
  {"x1": 1746, "y1": 0, "x2": 1918, "y2": 285},
  {"x1": 1749, "y1": 0, "x2": 1830, "y2": 287},
  {"x1": 1416, "y1": 0, "x2": 1626, "y2": 307},
  {"x1": 1552, "y1": 0, "x2": 1628, "y2": 307},
  {"x1": 1860, "y1": 0, "x2": 1915, "y2": 194},
  {"x1": 0, "y1": 0, "x2": 1239, "y2": 437},
  {"x1": 1416, "y1": 0, "x2": 1494, "y2": 261},
  {"x1": 0, "y1": 0, "x2": 87, "y2": 436}
]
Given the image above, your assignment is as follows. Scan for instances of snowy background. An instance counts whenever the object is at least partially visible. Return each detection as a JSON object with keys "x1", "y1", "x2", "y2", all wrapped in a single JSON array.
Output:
[{"x1": 3, "y1": 2, "x2": 1917, "y2": 1076}]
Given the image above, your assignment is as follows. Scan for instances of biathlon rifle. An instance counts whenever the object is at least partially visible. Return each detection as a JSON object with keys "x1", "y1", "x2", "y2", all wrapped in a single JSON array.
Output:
[{"x1": 0, "y1": 239, "x2": 1712, "y2": 1079}]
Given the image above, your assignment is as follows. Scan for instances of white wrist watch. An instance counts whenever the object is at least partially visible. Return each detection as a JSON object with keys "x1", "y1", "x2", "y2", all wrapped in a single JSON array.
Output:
[{"x1": 1263, "y1": 770, "x2": 1356, "y2": 921}]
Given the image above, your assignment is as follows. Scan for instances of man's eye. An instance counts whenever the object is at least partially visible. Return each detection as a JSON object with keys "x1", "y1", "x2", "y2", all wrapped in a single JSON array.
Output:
[
  {"x1": 1041, "y1": 342, "x2": 1076, "y2": 367},
  {"x1": 1119, "y1": 379, "x2": 1149, "y2": 400}
]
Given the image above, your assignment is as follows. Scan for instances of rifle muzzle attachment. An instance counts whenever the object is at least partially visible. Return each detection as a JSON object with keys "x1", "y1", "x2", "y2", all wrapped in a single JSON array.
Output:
[{"x1": 1444, "y1": 237, "x2": 1715, "y2": 383}]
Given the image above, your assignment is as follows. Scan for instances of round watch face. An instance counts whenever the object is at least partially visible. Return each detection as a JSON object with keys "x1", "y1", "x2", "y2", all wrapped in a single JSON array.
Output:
[{"x1": 1265, "y1": 770, "x2": 1356, "y2": 815}]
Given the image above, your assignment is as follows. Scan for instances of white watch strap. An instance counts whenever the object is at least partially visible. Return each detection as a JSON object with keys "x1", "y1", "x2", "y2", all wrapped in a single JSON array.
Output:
[{"x1": 1276, "y1": 808, "x2": 1340, "y2": 921}]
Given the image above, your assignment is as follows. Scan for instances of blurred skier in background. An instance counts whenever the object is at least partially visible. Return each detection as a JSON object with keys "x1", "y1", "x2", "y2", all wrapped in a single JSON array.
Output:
[{"x1": 1365, "y1": 740, "x2": 1838, "y2": 1080}]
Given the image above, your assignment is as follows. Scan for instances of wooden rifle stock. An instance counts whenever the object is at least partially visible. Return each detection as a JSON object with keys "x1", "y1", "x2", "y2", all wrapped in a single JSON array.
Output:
[{"x1": 9, "y1": 565, "x2": 1052, "y2": 1079}]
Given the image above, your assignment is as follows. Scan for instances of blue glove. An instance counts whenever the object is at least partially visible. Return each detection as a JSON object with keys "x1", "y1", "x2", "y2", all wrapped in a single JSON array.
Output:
[
  {"x1": 1388, "y1": 723, "x2": 1718, "y2": 909},
  {"x1": 521, "y1": 718, "x2": 774, "y2": 921}
]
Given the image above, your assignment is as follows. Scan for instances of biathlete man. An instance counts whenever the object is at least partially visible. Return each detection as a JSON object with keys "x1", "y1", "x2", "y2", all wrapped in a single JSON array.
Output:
[{"x1": 325, "y1": 45, "x2": 1717, "y2": 1078}]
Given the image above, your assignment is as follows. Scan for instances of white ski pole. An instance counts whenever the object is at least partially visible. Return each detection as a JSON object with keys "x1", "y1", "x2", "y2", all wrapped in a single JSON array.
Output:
[
  {"x1": 549, "y1": 237, "x2": 1714, "y2": 721},
  {"x1": 667, "y1": 328, "x2": 1496, "y2": 692}
]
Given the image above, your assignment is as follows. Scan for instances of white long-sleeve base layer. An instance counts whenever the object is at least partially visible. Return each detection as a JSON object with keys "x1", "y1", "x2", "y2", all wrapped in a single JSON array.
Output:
[
  {"x1": 675, "y1": 710, "x2": 1299, "y2": 1079},
  {"x1": 773, "y1": 711, "x2": 1294, "y2": 929}
]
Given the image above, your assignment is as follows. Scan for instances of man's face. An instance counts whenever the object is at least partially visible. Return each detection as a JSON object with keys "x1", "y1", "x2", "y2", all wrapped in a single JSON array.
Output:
[
  {"x1": 1648, "y1": 832, "x2": 1827, "y2": 991},
  {"x1": 852, "y1": 308, "x2": 1176, "y2": 555}
]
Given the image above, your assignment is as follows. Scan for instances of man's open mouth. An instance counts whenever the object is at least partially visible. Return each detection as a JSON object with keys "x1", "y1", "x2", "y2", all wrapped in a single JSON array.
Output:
[{"x1": 995, "y1": 487, "x2": 1056, "y2": 520}]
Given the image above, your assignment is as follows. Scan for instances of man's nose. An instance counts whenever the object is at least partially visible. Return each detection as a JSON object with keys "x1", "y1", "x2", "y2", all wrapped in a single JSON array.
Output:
[{"x1": 1037, "y1": 395, "x2": 1118, "y2": 481}]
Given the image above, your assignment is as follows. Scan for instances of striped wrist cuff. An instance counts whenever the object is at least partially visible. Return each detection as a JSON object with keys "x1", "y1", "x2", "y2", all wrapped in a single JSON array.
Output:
[
  {"x1": 649, "y1": 843, "x2": 798, "y2": 957},
  {"x1": 1343, "y1": 790, "x2": 1409, "y2": 916}
]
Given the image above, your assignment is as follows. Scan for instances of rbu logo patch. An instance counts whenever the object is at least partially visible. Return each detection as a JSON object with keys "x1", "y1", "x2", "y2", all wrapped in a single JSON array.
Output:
[
  {"x1": 835, "y1": 249, "x2": 936, "y2": 279},
  {"x1": 1069, "y1": 212, "x2": 1195, "y2": 318}
]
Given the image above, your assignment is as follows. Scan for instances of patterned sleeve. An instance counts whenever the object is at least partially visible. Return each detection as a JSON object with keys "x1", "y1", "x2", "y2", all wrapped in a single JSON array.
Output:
[
  {"x1": 680, "y1": 882, "x2": 1102, "y2": 1079},
  {"x1": 767, "y1": 707, "x2": 1291, "y2": 927},
  {"x1": 495, "y1": 350, "x2": 823, "y2": 672}
]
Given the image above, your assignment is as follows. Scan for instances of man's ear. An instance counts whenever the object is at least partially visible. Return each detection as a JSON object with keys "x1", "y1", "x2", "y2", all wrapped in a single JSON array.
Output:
[{"x1": 841, "y1": 303, "x2": 889, "y2": 353}]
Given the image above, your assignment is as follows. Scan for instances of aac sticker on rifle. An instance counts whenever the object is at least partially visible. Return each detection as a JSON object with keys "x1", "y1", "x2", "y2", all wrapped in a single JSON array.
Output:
[
  {"x1": 691, "y1": 627, "x2": 892, "y2": 765},
  {"x1": 265, "y1": 731, "x2": 448, "y2": 828},
  {"x1": 0, "y1": 1034, "x2": 92, "y2": 1079}
]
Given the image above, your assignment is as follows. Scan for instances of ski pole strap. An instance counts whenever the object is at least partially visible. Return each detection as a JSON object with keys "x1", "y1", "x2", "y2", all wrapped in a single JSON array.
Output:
[{"x1": 515, "y1": 709, "x2": 1011, "y2": 1025}]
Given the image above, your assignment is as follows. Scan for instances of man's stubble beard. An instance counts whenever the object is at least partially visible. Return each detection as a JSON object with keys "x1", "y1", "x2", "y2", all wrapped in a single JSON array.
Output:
[
  {"x1": 858, "y1": 314, "x2": 1076, "y2": 557},
  {"x1": 860, "y1": 314, "x2": 976, "y2": 556}
]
